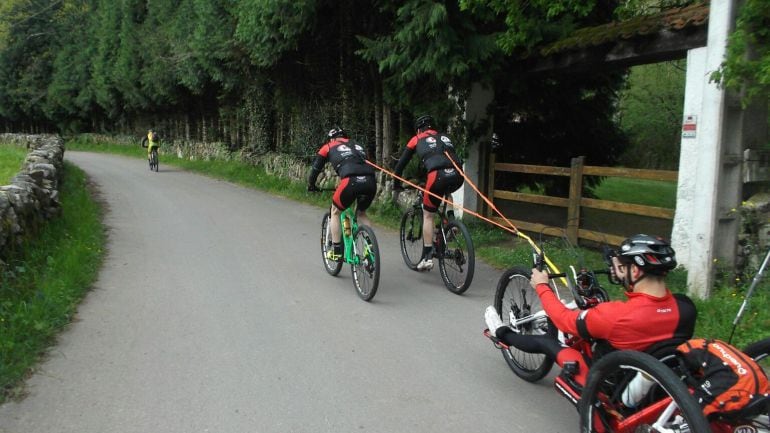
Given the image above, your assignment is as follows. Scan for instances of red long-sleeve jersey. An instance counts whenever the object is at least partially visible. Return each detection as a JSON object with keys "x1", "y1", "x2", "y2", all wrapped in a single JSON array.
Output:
[{"x1": 535, "y1": 283, "x2": 696, "y2": 351}]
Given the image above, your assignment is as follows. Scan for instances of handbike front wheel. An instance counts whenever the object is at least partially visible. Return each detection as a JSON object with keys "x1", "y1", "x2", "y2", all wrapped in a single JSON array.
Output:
[
  {"x1": 493, "y1": 266, "x2": 556, "y2": 382},
  {"x1": 578, "y1": 350, "x2": 711, "y2": 433},
  {"x1": 351, "y1": 225, "x2": 380, "y2": 302},
  {"x1": 320, "y1": 212, "x2": 342, "y2": 276},
  {"x1": 438, "y1": 220, "x2": 475, "y2": 294},
  {"x1": 399, "y1": 207, "x2": 423, "y2": 271}
]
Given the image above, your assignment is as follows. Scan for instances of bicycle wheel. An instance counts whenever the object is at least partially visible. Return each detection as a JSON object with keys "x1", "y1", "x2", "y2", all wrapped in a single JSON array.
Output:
[
  {"x1": 438, "y1": 220, "x2": 475, "y2": 294},
  {"x1": 744, "y1": 337, "x2": 770, "y2": 374},
  {"x1": 320, "y1": 212, "x2": 342, "y2": 276},
  {"x1": 493, "y1": 266, "x2": 556, "y2": 382},
  {"x1": 351, "y1": 225, "x2": 380, "y2": 302},
  {"x1": 152, "y1": 151, "x2": 159, "y2": 172},
  {"x1": 578, "y1": 350, "x2": 711, "y2": 433},
  {"x1": 399, "y1": 207, "x2": 423, "y2": 270}
]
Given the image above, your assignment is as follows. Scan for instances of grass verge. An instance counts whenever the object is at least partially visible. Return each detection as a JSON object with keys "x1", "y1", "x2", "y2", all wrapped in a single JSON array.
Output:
[
  {"x1": 0, "y1": 162, "x2": 105, "y2": 402},
  {"x1": 65, "y1": 138, "x2": 767, "y2": 349},
  {"x1": 0, "y1": 144, "x2": 27, "y2": 184}
]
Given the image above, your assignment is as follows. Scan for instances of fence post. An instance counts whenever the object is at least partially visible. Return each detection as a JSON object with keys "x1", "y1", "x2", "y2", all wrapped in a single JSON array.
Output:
[
  {"x1": 486, "y1": 152, "x2": 496, "y2": 218},
  {"x1": 567, "y1": 156, "x2": 585, "y2": 245}
]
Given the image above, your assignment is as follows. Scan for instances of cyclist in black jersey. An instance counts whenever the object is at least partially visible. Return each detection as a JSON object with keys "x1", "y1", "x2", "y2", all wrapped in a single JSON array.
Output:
[
  {"x1": 393, "y1": 115, "x2": 464, "y2": 271},
  {"x1": 308, "y1": 127, "x2": 377, "y2": 261}
]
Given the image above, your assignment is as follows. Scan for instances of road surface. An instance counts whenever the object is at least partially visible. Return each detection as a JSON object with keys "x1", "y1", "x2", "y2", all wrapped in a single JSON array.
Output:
[{"x1": 0, "y1": 152, "x2": 576, "y2": 433}]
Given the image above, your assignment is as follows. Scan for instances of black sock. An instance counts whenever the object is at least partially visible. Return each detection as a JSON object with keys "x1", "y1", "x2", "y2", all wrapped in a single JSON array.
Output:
[
  {"x1": 333, "y1": 242, "x2": 342, "y2": 255},
  {"x1": 422, "y1": 245, "x2": 433, "y2": 260}
]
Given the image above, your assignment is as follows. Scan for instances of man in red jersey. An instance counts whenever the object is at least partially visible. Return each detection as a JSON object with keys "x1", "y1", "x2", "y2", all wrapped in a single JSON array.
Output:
[
  {"x1": 308, "y1": 127, "x2": 376, "y2": 261},
  {"x1": 392, "y1": 115, "x2": 464, "y2": 271},
  {"x1": 485, "y1": 234, "x2": 696, "y2": 386}
]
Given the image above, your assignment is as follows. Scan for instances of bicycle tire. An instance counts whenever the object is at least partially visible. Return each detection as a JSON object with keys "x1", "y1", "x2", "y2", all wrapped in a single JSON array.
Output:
[
  {"x1": 399, "y1": 207, "x2": 423, "y2": 271},
  {"x1": 438, "y1": 219, "x2": 475, "y2": 294},
  {"x1": 351, "y1": 224, "x2": 380, "y2": 302},
  {"x1": 493, "y1": 266, "x2": 556, "y2": 382},
  {"x1": 578, "y1": 350, "x2": 711, "y2": 433},
  {"x1": 320, "y1": 212, "x2": 342, "y2": 276},
  {"x1": 744, "y1": 337, "x2": 770, "y2": 374}
]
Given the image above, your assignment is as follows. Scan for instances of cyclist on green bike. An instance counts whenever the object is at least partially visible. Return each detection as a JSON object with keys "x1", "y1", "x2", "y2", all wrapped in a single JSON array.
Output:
[
  {"x1": 307, "y1": 127, "x2": 377, "y2": 262},
  {"x1": 393, "y1": 115, "x2": 464, "y2": 271},
  {"x1": 141, "y1": 129, "x2": 160, "y2": 166},
  {"x1": 485, "y1": 234, "x2": 696, "y2": 386}
]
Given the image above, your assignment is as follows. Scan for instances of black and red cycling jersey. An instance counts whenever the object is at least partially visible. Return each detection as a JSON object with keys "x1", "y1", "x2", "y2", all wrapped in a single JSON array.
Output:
[
  {"x1": 308, "y1": 137, "x2": 374, "y2": 186},
  {"x1": 536, "y1": 283, "x2": 697, "y2": 351},
  {"x1": 393, "y1": 129, "x2": 463, "y2": 179}
]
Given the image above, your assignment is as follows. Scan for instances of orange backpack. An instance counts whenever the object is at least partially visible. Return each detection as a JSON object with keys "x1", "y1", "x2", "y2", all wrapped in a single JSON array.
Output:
[{"x1": 676, "y1": 338, "x2": 770, "y2": 417}]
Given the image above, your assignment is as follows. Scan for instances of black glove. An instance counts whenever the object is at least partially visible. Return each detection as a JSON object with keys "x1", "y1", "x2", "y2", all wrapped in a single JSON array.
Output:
[{"x1": 307, "y1": 184, "x2": 319, "y2": 192}]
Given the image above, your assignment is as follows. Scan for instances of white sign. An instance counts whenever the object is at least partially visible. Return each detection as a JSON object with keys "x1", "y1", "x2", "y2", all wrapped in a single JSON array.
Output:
[{"x1": 682, "y1": 115, "x2": 697, "y2": 138}]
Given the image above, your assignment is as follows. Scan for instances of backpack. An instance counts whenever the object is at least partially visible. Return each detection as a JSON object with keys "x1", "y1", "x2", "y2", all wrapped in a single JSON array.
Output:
[{"x1": 676, "y1": 338, "x2": 770, "y2": 417}]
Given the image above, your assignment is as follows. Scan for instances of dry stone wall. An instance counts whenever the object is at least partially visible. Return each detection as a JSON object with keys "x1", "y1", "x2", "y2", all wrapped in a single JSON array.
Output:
[{"x1": 0, "y1": 134, "x2": 65, "y2": 263}]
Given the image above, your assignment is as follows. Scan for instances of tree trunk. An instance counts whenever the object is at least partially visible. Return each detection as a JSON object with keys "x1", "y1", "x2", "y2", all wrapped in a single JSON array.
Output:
[
  {"x1": 382, "y1": 104, "x2": 392, "y2": 170},
  {"x1": 375, "y1": 86, "x2": 382, "y2": 166}
]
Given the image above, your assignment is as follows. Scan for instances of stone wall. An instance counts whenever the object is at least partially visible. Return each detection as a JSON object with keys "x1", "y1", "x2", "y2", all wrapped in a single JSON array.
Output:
[{"x1": 0, "y1": 134, "x2": 65, "y2": 263}]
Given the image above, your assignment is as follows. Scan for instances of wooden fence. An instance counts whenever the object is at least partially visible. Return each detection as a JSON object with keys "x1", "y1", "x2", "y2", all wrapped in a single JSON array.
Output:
[{"x1": 486, "y1": 155, "x2": 678, "y2": 245}]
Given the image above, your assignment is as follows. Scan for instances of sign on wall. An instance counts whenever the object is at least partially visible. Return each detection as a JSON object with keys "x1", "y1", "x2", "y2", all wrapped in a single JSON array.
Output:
[{"x1": 682, "y1": 115, "x2": 697, "y2": 138}]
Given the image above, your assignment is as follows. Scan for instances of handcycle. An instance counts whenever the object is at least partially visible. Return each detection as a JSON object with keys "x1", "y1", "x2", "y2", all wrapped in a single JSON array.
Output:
[
  {"x1": 484, "y1": 236, "x2": 770, "y2": 433},
  {"x1": 398, "y1": 188, "x2": 475, "y2": 294},
  {"x1": 319, "y1": 197, "x2": 380, "y2": 302}
]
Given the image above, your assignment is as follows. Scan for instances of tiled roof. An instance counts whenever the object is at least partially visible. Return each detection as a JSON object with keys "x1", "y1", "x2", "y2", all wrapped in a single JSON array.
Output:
[{"x1": 536, "y1": 2, "x2": 710, "y2": 57}]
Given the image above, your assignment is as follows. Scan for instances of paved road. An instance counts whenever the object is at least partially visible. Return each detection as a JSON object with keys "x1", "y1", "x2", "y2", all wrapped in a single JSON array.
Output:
[{"x1": 0, "y1": 152, "x2": 575, "y2": 433}]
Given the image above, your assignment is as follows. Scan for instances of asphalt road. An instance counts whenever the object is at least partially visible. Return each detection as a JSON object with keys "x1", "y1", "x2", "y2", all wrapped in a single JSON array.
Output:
[{"x1": 0, "y1": 152, "x2": 576, "y2": 433}]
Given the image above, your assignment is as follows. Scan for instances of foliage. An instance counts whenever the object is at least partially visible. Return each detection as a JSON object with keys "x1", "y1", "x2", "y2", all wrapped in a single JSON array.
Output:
[
  {"x1": 0, "y1": 144, "x2": 26, "y2": 184},
  {"x1": 616, "y1": 61, "x2": 685, "y2": 169},
  {"x1": 713, "y1": 0, "x2": 770, "y2": 105}
]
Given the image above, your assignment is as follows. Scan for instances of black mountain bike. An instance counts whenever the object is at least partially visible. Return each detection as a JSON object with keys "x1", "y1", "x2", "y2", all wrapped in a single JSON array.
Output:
[
  {"x1": 399, "y1": 190, "x2": 475, "y2": 294},
  {"x1": 149, "y1": 148, "x2": 159, "y2": 172}
]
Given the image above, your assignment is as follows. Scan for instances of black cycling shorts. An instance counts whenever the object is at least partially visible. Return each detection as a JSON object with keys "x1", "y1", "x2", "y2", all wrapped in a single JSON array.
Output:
[
  {"x1": 333, "y1": 175, "x2": 376, "y2": 211},
  {"x1": 423, "y1": 168, "x2": 463, "y2": 213}
]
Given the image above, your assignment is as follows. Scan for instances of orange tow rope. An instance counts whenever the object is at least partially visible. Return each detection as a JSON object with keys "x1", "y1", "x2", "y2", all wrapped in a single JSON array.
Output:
[
  {"x1": 441, "y1": 152, "x2": 562, "y2": 274},
  {"x1": 364, "y1": 160, "x2": 518, "y2": 236}
]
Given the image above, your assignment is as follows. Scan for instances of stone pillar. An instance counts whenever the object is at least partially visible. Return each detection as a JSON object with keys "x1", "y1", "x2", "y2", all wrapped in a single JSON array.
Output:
[{"x1": 671, "y1": 0, "x2": 738, "y2": 298}]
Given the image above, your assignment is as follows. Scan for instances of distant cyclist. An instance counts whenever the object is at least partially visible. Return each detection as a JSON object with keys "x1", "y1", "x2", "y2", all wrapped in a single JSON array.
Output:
[
  {"x1": 307, "y1": 127, "x2": 377, "y2": 261},
  {"x1": 141, "y1": 129, "x2": 160, "y2": 168},
  {"x1": 393, "y1": 115, "x2": 464, "y2": 271}
]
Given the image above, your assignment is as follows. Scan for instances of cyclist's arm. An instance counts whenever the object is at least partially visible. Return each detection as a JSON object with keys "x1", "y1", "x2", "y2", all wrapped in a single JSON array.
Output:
[
  {"x1": 536, "y1": 282, "x2": 617, "y2": 340},
  {"x1": 393, "y1": 138, "x2": 418, "y2": 187},
  {"x1": 141, "y1": 137, "x2": 148, "y2": 148},
  {"x1": 307, "y1": 154, "x2": 326, "y2": 187}
]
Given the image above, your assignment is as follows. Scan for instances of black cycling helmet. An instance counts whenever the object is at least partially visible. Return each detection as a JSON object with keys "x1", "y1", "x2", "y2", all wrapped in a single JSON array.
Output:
[
  {"x1": 617, "y1": 234, "x2": 677, "y2": 275},
  {"x1": 414, "y1": 115, "x2": 434, "y2": 131},
  {"x1": 327, "y1": 126, "x2": 347, "y2": 140}
]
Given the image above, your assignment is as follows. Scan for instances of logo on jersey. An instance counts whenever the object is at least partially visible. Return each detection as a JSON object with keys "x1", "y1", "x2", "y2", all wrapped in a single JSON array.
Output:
[
  {"x1": 440, "y1": 136, "x2": 451, "y2": 143},
  {"x1": 426, "y1": 137, "x2": 437, "y2": 143},
  {"x1": 444, "y1": 168, "x2": 455, "y2": 174},
  {"x1": 337, "y1": 144, "x2": 351, "y2": 152},
  {"x1": 354, "y1": 144, "x2": 364, "y2": 151}
]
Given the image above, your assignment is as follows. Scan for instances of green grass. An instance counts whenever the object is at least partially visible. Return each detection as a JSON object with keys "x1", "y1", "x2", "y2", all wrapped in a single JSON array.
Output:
[
  {"x1": 0, "y1": 144, "x2": 27, "y2": 184},
  {"x1": 0, "y1": 162, "x2": 105, "y2": 401},
  {"x1": 591, "y1": 177, "x2": 677, "y2": 208},
  {"x1": 66, "y1": 137, "x2": 767, "y2": 351}
]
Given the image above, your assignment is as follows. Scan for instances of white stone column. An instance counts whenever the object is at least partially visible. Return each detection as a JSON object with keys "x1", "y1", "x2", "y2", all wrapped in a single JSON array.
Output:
[
  {"x1": 671, "y1": 0, "x2": 738, "y2": 298},
  {"x1": 458, "y1": 82, "x2": 494, "y2": 219}
]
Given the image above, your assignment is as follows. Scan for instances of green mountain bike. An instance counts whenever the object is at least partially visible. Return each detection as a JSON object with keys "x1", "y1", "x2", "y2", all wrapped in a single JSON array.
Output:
[{"x1": 320, "y1": 204, "x2": 381, "y2": 302}]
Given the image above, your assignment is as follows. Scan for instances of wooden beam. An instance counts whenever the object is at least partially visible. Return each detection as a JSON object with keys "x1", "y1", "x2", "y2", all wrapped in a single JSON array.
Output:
[
  {"x1": 582, "y1": 166, "x2": 678, "y2": 181},
  {"x1": 493, "y1": 190, "x2": 570, "y2": 207},
  {"x1": 495, "y1": 162, "x2": 571, "y2": 176},
  {"x1": 581, "y1": 197, "x2": 675, "y2": 219},
  {"x1": 524, "y1": 27, "x2": 707, "y2": 74}
]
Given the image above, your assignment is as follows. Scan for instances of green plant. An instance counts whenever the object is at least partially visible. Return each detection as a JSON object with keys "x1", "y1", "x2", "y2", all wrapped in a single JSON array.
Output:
[{"x1": 0, "y1": 144, "x2": 26, "y2": 184}]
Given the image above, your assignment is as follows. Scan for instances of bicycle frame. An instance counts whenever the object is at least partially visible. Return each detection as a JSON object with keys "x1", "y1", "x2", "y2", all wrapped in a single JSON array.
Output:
[{"x1": 339, "y1": 206, "x2": 362, "y2": 266}]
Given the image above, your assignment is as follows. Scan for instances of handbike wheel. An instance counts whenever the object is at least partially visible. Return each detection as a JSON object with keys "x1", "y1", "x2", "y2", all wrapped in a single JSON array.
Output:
[
  {"x1": 399, "y1": 207, "x2": 422, "y2": 271},
  {"x1": 351, "y1": 225, "x2": 380, "y2": 302},
  {"x1": 493, "y1": 266, "x2": 556, "y2": 382},
  {"x1": 578, "y1": 350, "x2": 711, "y2": 433},
  {"x1": 438, "y1": 220, "x2": 475, "y2": 294},
  {"x1": 744, "y1": 337, "x2": 770, "y2": 375},
  {"x1": 320, "y1": 212, "x2": 342, "y2": 276}
]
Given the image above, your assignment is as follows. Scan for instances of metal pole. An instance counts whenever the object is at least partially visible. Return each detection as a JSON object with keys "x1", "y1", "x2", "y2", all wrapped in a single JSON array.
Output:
[{"x1": 729, "y1": 247, "x2": 770, "y2": 343}]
